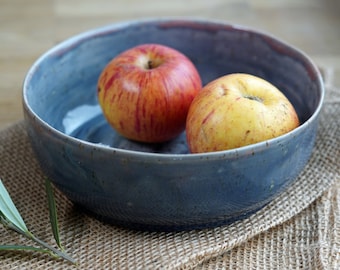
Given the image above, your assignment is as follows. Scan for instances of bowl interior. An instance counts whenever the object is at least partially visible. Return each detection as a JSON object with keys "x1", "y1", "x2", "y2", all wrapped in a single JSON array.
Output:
[{"x1": 24, "y1": 20, "x2": 322, "y2": 154}]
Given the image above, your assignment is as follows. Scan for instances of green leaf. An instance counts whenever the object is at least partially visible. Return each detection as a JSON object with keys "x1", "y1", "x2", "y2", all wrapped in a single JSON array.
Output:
[
  {"x1": 0, "y1": 179, "x2": 28, "y2": 233},
  {"x1": 45, "y1": 179, "x2": 63, "y2": 250},
  {"x1": 0, "y1": 245, "x2": 52, "y2": 255}
]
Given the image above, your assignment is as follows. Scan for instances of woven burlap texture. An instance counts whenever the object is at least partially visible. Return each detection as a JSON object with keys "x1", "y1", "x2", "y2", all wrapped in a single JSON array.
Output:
[{"x1": 0, "y1": 67, "x2": 339, "y2": 269}]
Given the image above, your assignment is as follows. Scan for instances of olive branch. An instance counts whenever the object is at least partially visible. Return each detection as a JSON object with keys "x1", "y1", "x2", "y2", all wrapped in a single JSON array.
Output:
[{"x1": 0, "y1": 178, "x2": 76, "y2": 264}]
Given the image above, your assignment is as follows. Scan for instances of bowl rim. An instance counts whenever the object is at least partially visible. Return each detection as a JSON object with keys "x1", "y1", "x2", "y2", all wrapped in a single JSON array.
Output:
[{"x1": 22, "y1": 17, "x2": 325, "y2": 161}]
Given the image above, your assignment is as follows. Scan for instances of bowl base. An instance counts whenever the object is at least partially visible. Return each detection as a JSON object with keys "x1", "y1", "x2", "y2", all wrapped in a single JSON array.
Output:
[{"x1": 76, "y1": 203, "x2": 265, "y2": 232}]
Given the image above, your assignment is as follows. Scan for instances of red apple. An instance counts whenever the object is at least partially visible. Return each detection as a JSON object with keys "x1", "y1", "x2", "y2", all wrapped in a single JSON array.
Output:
[
  {"x1": 97, "y1": 43, "x2": 202, "y2": 143},
  {"x1": 186, "y1": 73, "x2": 300, "y2": 153}
]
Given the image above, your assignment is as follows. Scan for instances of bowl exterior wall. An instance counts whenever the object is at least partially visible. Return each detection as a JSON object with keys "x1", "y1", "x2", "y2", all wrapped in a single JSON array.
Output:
[{"x1": 24, "y1": 110, "x2": 319, "y2": 230}]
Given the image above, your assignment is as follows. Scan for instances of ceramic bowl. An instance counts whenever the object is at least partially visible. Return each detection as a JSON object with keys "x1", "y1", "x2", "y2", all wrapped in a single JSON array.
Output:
[{"x1": 23, "y1": 18, "x2": 324, "y2": 231}]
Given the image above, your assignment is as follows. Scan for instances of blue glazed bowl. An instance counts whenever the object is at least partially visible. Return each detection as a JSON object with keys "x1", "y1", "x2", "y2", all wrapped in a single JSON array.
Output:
[{"x1": 23, "y1": 18, "x2": 324, "y2": 231}]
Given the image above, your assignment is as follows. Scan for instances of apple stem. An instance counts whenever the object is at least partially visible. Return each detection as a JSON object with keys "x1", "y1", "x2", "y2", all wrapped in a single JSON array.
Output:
[
  {"x1": 244, "y1": 95, "x2": 263, "y2": 103},
  {"x1": 147, "y1": 60, "x2": 153, "y2": 69}
]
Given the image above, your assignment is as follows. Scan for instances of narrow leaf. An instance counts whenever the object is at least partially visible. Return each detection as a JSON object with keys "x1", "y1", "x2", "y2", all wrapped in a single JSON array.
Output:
[
  {"x1": 0, "y1": 245, "x2": 52, "y2": 255},
  {"x1": 45, "y1": 178, "x2": 63, "y2": 250},
  {"x1": 0, "y1": 179, "x2": 28, "y2": 233}
]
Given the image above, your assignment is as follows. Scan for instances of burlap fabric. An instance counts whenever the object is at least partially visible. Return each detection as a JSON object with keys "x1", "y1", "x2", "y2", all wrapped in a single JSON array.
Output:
[{"x1": 0, "y1": 68, "x2": 339, "y2": 269}]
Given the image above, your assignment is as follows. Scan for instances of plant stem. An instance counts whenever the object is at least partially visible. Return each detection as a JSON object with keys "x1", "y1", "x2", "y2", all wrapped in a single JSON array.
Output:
[
  {"x1": 27, "y1": 232, "x2": 76, "y2": 264},
  {"x1": 1, "y1": 216, "x2": 76, "y2": 264}
]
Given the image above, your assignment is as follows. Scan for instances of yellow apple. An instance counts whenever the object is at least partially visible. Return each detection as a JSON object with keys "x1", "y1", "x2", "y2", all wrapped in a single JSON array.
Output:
[{"x1": 186, "y1": 73, "x2": 300, "y2": 153}]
